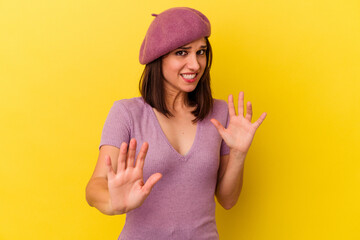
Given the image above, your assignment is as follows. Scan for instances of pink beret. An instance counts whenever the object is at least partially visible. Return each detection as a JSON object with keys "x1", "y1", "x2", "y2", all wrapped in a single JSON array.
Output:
[{"x1": 139, "y1": 7, "x2": 211, "y2": 65}]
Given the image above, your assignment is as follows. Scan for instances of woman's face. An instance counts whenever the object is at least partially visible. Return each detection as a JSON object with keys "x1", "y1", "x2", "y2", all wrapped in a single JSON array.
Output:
[{"x1": 161, "y1": 37, "x2": 207, "y2": 95}]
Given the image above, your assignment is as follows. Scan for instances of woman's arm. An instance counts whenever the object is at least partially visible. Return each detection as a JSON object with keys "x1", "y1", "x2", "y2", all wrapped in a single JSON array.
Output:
[
  {"x1": 211, "y1": 92, "x2": 267, "y2": 210},
  {"x1": 215, "y1": 152, "x2": 246, "y2": 210},
  {"x1": 85, "y1": 140, "x2": 162, "y2": 215},
  {"x1": 86, "y1": 145, "x2": 123, "y2": 215}
]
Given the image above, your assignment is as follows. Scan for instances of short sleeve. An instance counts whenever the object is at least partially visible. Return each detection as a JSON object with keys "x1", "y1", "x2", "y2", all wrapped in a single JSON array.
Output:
[
  {"x1": 99, "y1": 101, "x2": 131, "y2": 149},
  {"x1": 220, "y1": 105, "x2": 230, "y2": 156}
]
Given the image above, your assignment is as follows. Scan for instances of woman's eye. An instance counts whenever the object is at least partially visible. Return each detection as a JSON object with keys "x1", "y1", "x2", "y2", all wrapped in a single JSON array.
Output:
[
  {"x1": 175, "y1": 51, "x2": 187, "y2": 56},
  {"x1": 197, "y1": 49, "x2": 206, "y2": 55}
]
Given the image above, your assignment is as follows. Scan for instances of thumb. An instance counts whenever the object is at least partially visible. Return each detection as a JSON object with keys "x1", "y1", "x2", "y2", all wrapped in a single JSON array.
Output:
[
  {"x1": 210, "y1": 118, "x2": 226, "y2": 137},
  {"x1": 142, "y1": 173, "x2": 162, "y2": 195}
]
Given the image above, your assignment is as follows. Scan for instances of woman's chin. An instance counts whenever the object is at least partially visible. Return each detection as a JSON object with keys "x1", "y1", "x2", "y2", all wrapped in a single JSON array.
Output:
[{"x1": 183, "y1": 85, "x2": 199, "y2": 93}]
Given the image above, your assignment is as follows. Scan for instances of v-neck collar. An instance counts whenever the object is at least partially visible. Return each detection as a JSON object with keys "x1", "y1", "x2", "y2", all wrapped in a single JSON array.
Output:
[{"x1": 146, "y1": 103, "x2": 201, "y2": 161}]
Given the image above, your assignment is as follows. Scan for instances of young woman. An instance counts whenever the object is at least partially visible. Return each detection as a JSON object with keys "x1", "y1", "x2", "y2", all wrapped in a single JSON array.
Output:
[{"x1": 86, "y1": 7, "x2": 267, "y2": 240}]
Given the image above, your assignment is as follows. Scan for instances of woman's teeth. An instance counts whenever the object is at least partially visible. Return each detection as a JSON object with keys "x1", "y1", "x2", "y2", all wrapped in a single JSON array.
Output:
[{"x1": 181, "y1": 74, "x2": 196, "y2": 79}]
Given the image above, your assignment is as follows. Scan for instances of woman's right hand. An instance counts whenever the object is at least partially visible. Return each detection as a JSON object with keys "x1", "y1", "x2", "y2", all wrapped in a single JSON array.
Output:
[{"x1": 105, "y1": 138, "x2": 162, "y2": 214}]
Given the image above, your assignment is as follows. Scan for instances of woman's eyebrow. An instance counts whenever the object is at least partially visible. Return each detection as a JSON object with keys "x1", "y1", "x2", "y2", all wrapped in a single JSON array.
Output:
[
  {"x1": 177, "y1": 45, "x2": 207, "y2": 50},
  {"x1": 177, "y1": 46, "x2": 191, "y2": 50}
]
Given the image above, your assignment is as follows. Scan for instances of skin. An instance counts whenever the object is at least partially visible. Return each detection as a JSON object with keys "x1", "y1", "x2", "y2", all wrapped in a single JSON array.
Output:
[
  {"x1": 151, "y1": 38, "x2": 207, "y2": 156},
  {"x1": 85, "y1": 37, "x2": 267, "y2": 214},
  {"x1": 211, "y1": 92, "x2": 267, "y2": 209}
]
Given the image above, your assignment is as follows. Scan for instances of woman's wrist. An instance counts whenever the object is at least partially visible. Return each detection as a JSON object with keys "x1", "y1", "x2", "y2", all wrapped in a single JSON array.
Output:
[
  {"x1": 228, "y1": 149, "x2": 247, "y2": 169},
  {"x1": 107, "y1": 198, "x2": 127, "y2": 215},
  {"x1": 229, "y1": 148, "x2": 247, "y2": 161}
]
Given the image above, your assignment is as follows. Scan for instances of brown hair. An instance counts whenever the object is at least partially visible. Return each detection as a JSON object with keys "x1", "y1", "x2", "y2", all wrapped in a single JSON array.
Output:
[{"x1": 139, "y1": 37, "x2": 213, "y2": 123}]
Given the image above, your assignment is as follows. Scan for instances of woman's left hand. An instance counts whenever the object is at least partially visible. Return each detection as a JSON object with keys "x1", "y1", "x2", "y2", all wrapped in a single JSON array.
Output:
[{"x1": 210, "y1": 92, "x2": 267, "y2": 156}]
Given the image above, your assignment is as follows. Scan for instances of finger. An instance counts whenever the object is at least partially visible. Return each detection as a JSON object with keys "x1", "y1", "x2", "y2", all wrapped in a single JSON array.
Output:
[
  {"x1": 135, "y1": 142, "x2": 149, "y2": 170},
  {"x1": 210, "y1": 118, "x2": 226, "y2": 137},
  {"x1": 127, "y1": 138, "x2": 137, "y2": 168},
  {"x1": 142, "y1": 173, "x2": 162, "y2": 195},
  {"x1": 105, "y1": 155, "x2": 115, "y2": 179},
  {"x1": 245, "y1": 101, "x2": 253, "y2": 122},
  {"x1": 228, "y1": 94, "x2": 236, "y2": 117},
  {"x1": 238, "y1": 91, "x2": 244, "y2": 117},
  {"x1": 253, "y1": 112, "x2": 267, "y2": 129},
  {"x1": 117, "y1": 142, "x2": 128, "y2": 173}
]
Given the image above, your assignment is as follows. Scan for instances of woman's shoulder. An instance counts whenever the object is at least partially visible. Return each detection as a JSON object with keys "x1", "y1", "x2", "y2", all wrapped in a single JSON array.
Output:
[
  {"x1": 114, "y1": 97, "x2": 145, "y2": 107},
  {"x1": 212, "y1": 98, "x2": 228, "y2": 113},
  {"x1": 204, "y1": 98, "x2": 228, "y2": 120},
  {"x1": 112, "y1": 97, "x2": 148, "y2": 117}
]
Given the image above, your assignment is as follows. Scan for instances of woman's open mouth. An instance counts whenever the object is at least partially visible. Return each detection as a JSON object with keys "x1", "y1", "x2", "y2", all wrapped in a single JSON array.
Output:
[{"x1": 180, "y1": 73, "x2": 197, "y2": 83}]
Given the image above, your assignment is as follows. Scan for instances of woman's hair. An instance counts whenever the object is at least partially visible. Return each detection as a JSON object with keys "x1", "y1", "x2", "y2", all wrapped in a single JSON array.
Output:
[{"x1": 139, "y1": 37, "x2": 213, "y2": 123}]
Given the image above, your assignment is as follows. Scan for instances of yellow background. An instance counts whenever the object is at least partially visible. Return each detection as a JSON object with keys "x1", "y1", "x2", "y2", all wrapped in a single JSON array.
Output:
[{"x1": 1, "y1": 0, "x2": 359, "y2": 239}]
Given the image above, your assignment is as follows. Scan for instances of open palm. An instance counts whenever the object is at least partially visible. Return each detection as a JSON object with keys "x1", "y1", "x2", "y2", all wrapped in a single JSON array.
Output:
[
  {"x1": 106, "y1": 139, "x2": 162, "y2": 214},
  {"x1": 211, "y1": 92, "x2": 267, "y2": 155}
]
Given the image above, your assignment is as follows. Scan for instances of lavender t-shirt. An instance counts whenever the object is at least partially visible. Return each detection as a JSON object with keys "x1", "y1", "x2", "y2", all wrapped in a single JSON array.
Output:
[{"x1": 100, "y1": 97, "x2": 230, "y2": 240}]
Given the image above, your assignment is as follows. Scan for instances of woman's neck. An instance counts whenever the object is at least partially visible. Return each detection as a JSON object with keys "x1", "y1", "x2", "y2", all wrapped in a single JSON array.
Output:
[{"x1": 164, "y1": 90, "x2": 191, "y2": 114}]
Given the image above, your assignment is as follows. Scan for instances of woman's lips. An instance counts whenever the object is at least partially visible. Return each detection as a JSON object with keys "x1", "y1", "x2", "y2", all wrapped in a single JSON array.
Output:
[{"x1": 180, "y1": 73, "x2": 197, "y2": 83}]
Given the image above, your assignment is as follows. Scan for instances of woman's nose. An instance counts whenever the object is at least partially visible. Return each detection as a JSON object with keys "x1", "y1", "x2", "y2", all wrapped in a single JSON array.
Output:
[{"x1": 186, "y1": 54, "x2": 200, "y2": 71}]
